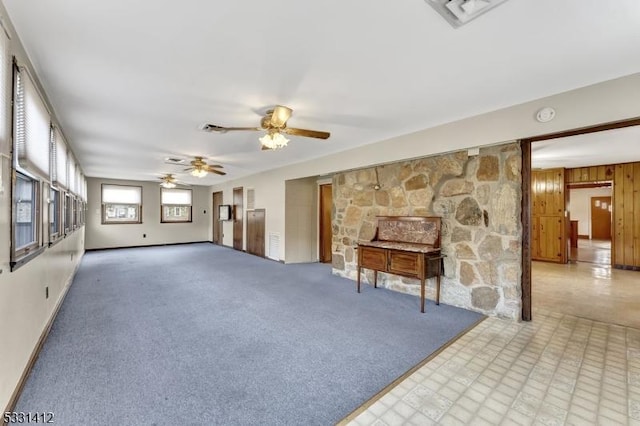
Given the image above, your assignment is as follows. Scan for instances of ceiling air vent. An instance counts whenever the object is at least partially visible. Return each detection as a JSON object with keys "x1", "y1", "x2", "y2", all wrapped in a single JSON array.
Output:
[
  {"x1": 425, "y1": 0, "x2": 509, "y2": 28},
  {"x1": 164, "y1": 157, "x2": 186, "y2": 165}
]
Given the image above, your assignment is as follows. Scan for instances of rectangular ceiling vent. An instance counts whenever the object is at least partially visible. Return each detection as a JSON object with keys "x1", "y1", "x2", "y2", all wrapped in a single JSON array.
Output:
[
  {"x1": 164, "y1": 157, "x2": 186, "y2": 165},
  {"x1": 425, "y1": 0, "x2": 509, "y2": 28}
]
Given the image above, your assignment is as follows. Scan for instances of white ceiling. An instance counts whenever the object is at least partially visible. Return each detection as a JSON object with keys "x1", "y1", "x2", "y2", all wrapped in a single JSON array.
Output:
[
  {"x1": 3, "y1": 0, "x2": 640, "y2": 185},
  {"x1": 532, "y1": 125, "x2": 640, "y2": 170}
]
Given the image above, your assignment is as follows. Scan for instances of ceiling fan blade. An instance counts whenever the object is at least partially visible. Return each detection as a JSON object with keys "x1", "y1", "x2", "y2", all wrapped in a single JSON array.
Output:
[
  {"x1": 201, "y1": 124, "x2": 261, "y2": 133},
  {"x1": 269, "y1": 105, "x2": 292, "y2": 128},
  {"x1": 183, "y1": 167, "x2": 194, "y2": 172},
  {"x1": 261, "y1": 144, "x2": 273, "y2": 151},
  {"x1": 209, "y1": 169, "x2": 227, "y2": 176},
  {"x1": 282, "y1": 127, "x2": 330, "y2": 139}
]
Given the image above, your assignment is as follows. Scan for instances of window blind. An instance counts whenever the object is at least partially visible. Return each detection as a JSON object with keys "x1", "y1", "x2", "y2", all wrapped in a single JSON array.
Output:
[
  {"x1": 52, "y1": 126, "x2": 68, "y2": 189},
  {"x1": 68, "y1": 155, "x2": 76, "y2": 194},
  {"x1": 79, "y1": 173, "x2": 86, "y2": 200},
  {"x1": 102, "y1": 184, "x2": 142, "y2": 204},
  {"x1": 0, "y1": 24, "x2": 9, "y2": 154},
  {"x1": 15, "y1": 67, "x2": 51, "y2": 179},
  {"x1": 161, "y1": 188, "x2": 192, "y2": 205}
]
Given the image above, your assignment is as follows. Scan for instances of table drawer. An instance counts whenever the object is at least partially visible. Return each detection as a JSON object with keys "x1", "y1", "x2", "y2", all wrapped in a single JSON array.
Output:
[
  {"x1": 360, "y1": 246, "x2": 387, "y2": 270},
  {"x1": 388, "y1": 251, "x2": 420, "y2": 277}
]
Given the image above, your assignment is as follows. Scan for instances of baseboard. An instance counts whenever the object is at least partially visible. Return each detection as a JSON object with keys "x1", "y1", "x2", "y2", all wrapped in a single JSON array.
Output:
[
  {"x1": 614, "y1": 264, "x2": 640, "y2": 271},
  {"x1": 86, "y1": 241, "x2": 210, "y2": 252},
  {"x1": 3, "y1": 252, "x2": 84, "y2": 418}
]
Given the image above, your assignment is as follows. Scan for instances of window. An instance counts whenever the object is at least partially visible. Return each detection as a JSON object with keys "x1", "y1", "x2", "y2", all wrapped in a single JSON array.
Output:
[
  {"x1": 64, "y1": 192, "x2": 73, "y2": 234},
  {"x1": 12, "y1": 64, "x2": 49, "y2": 266},
  {"x1": 49, "y1": 187, "x2": 61, "y2": 243},
  {"x1": 73, "y1": 197, "x2": 81, "y2": 229},
  {"x1": 161, "y1": 188, "x2": 192, "y2": 223},
  {"x1": 102, "y1": 184, "x2": 142, "y2": 224},
  {"x1": 13, "y1": 172, "x2": 40, "y2": 257},
  {"x1": 52, "y1": 126, "x2": 68, "y2": 189}
]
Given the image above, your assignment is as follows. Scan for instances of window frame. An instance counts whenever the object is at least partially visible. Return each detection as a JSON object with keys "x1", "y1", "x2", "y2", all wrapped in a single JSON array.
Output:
[
  {"x1": 49, "y1": 185, "x2": 62, "y2": 245},
  {"x1": 11, "y1": 170, "x2": 44, "y2": 269},
  {"x1": 63, "y1": 192, "x2": 73, "y2": 234},
  {"x1": 160, "y1": 187, "x2": 193, "y2": 223},
  {"x1": 101, "y1": 184, "x2": 143, "y2": 225}
]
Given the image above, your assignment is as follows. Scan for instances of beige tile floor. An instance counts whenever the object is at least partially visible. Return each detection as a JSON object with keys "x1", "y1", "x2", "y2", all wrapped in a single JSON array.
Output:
[{"x1": 341, "y1": 254, "x2": 640, "y2": 425}]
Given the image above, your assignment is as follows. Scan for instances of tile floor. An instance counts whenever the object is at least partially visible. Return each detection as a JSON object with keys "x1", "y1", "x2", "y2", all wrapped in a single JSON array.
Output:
[{"x1": 341, "y1": 258, "x2": 640, "y2": 425}]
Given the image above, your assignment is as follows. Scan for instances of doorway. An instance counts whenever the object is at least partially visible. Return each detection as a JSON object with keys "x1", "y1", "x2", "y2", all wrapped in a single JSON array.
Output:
[
  {"x1": 247, "y1": 209, "x2": 265, "y2": 257},
  {"x1": 233, "y1": 187, "x2": 243, "y2": 251},
  {"x1": 522, "y1": 117, "x2": 640, "y2": 324},
  {"x1": 212, "y1": 191, "x2": 223, "y2": 245},
  {"x1": 319, "y1": 184, "x2": 332, "y2": 263},
  {"x1": 567, "y1": 184, "x2": 612, "y2": 265}
]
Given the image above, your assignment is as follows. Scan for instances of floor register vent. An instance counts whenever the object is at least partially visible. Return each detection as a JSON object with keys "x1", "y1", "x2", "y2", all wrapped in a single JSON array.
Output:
[{"x1": 268, "y1": 232, "x2": 280, "y2": 261}]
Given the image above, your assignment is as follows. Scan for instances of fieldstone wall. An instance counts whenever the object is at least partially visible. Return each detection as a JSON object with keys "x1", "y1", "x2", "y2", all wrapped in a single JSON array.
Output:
[{"x1": 331, "y1": 143, "x2": 522, "y2": 320}]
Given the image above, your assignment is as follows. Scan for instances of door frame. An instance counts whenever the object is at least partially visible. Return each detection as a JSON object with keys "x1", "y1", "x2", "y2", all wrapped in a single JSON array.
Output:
[
  {"x1": 521, "y1": 117, "x2": 640, "y2": 321},
  {"x1": 233, "y1": 187, "x2": 244, "y2": 251},
  {"x1": 319, "y1": 183, "x2": 332, "y2": 263},
  {"x1": 212, "y1": 191, "x2": 223, "y2": 245}
]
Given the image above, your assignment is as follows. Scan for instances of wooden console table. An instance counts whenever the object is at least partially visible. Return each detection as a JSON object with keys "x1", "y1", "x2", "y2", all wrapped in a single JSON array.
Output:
[{"x1": 357, "y1": 216, "x2": 444, "y2": 313}]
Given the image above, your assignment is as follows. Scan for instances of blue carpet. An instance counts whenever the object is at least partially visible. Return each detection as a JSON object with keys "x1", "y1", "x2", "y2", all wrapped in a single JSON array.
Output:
[{"x1": 16, "y1": 243, "x2": 484, "y2": 425}]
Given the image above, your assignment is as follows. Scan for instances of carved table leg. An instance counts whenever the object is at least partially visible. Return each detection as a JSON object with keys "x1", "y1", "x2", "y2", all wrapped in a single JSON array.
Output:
[
  {"x1": 421, "y1": 277, "x2": 425, "y2": 313},
  {"x1": 436, "y1": 259, "x2": 441, "y2": 305},
  {"x1": 357, "y1": 266, "x2": 361, "y2": 293},
  {"x1": 373, "y1": 270, "x2": 378, "y2": 288}
]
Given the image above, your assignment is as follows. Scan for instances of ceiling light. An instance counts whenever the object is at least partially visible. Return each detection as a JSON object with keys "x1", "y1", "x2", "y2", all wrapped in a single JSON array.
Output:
[
  {"x1": 259, "y1": 131, "x2": 289, "y2": 150},
  {"x1": 160, "y1": 181, "x2": 176, "y2": 188},
  {"x1": 191, "y1": 167, "x2": 208, "y2": 178}
]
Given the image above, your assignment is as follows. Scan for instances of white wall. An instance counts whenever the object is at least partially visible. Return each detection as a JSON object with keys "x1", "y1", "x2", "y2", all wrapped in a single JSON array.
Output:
[
  {"x1": 210, "y1": 73, "x2": 640, "y2": 262},
  {"x1": 85, "y1": 178, "x2": 211, "y2": 250},
  {"x1": 569, "y1": 187, "x2": 613, "y2": 238},
  {"x1": 0, "y1": 4, "x2": 85, "y2": 411}
]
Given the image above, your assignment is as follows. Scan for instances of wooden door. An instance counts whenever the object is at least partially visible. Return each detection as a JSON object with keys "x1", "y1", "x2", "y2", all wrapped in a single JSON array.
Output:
[
  {"x1": 591, "y1": 196, "x2": 612, "y2": 240},
  {"x1": 233, "y1": 187, "x2": 243, "y2": 251},
  {"x1": 531, "y1": 168, "x2": 568, "y2": 263},
  {"x1": 319, "y1": 184, "x2": 333, "y2": 263},
  {"x1": 247, "y1": 209, "x2": 265, "y2": 257},
  {"x1": 212, "y1": 191, "x2": 223, "y2": 245}
]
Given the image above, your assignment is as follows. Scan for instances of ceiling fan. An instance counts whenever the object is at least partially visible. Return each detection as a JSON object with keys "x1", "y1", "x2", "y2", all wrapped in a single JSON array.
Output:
[
  {"x1": 182, "y1": 156, "x2": 226, "y2": 178},
  {"x1": 158, "y1": 174, "x2": 187, "y2": 188},
  {"x1": 201, "y1": 105, "x2": 330, "y2": 150}
]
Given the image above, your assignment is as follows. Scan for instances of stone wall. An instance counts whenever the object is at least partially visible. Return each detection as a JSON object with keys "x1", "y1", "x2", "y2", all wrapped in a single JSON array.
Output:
[{"x1": 331, "y1": 143, "x2": 522, "y2": 319}]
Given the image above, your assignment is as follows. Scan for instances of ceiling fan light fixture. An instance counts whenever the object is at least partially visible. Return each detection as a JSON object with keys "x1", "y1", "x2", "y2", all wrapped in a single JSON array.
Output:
[
  {"x1": 160, "y1": 181, "x2": 176, "y2": 188},
  {"x1": 191, "y1": 167, "x2": 208, "y2": 178},
  {"x1": 259, "y1": 131, "x2": 289, "y2": 150}
]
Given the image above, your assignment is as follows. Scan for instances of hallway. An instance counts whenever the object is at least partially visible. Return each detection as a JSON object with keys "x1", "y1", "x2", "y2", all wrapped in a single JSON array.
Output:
[
  {"x1": 532, "y1": 260, "x2": 640, "y2": 329},
  {"x1": 570, "y1": 239, "x2": 612, "y2": 266}
]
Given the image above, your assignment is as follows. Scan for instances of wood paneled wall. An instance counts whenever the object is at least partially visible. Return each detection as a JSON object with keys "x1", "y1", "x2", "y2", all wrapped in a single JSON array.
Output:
[
  {"x1": 566, "y1": 164, "x2": 615, "y2": 183},
  {"x1": 613, "y1": 162, "x2": 640, "y2": 270},
  {"x1": 565, "y1": 161, "x2": 640, "y2": 270}
]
